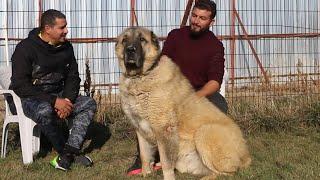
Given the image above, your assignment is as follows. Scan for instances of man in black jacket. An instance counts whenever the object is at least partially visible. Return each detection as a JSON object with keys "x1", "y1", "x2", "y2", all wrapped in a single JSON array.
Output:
[{"x1": 10, "y1": 9, "x2": 96, "y2": 171}]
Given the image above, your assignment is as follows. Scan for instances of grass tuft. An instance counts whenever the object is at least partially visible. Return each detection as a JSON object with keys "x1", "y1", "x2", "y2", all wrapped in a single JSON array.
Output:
[{"x1": 229, "y1": 95, "x2": 320, "y2": 134}]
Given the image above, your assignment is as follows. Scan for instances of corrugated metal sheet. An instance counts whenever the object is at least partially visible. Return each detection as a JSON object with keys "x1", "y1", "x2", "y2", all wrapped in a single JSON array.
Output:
[
  {"x1": 0, "y1": 0, "x2": 319, "y2": 95},
  {"x1": 222, "y1": 0, "x2": 320, "y2": 86}
]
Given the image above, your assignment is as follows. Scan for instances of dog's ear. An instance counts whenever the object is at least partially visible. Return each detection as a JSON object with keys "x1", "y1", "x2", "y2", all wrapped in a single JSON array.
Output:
[
  {"x1": 115, "y1": 40, "x2": 118, "y2": 48},
  {"x1": 115, "y1": 35, "x2": 120, "y2": 48},
  {"x1": 151, "y1": 31, "x2": 160, "y2": 50}
]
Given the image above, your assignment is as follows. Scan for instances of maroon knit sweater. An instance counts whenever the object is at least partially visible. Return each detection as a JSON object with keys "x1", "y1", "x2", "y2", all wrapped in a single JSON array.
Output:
[{"x1": 161, "y1": 26, "x2": 225, "y2": 90}]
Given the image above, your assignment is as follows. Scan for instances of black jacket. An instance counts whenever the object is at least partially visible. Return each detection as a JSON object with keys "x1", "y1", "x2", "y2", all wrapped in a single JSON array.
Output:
[{"x1": 10, "y1": 28, "x2": 80, "y2": 106}]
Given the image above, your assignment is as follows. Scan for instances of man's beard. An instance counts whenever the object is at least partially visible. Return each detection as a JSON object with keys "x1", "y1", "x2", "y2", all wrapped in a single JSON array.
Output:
[{"x1": 189, "y1": 25, "x2": 210, "y2": 38}]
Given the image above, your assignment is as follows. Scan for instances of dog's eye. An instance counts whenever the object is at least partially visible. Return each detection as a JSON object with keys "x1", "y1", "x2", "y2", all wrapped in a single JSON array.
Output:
[{"x1": 140, "y1": 37, "x2": 146, "y2": 42}]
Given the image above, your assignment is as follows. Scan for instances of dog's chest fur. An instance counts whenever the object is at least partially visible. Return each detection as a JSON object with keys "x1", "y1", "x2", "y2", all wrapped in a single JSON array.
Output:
[{"x1": 120, "y1": 76, "x2": 157, "y2": 140}]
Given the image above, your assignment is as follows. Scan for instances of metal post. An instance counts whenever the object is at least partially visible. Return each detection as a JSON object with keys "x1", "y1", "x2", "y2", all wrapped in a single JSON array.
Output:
[
  {"x1": 130, "y1": 0, "x2": 136, "y2": 26},
  {"x1": 180, "y1": 0, "x2": 194, "y2": 27},
  {"x1": 4, "y1": 0, "x2": 9, "y2": 66},
  {"x1": 230, "y1": 0, "x2": 236, "y2": 87},
  {"x1": 234, "y1": 9, "x2": 270, "y2": 84},
  {"x1": 38, "y1": 0, "x2": 43, "y2": 27}
]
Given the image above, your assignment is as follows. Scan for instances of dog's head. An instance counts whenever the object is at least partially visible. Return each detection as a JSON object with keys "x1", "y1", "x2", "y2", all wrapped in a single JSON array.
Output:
[{"x1": 115, "y1": 27, "x2": 160, "y2": 77}]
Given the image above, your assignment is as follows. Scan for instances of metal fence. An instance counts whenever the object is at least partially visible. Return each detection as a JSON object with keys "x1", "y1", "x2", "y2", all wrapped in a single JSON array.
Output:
[{"x1": 0, "y1": 0, "x2": 319, "y2": 106}]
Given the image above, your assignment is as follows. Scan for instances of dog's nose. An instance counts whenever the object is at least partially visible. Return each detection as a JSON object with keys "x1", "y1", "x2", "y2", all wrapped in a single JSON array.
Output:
[{"x1": 126, "y1": 45, "x2": 136, "y2": 54}]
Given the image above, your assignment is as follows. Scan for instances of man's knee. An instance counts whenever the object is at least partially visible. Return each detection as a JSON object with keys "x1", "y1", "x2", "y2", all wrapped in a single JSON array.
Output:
[
  {"x1": 75, "y1": 96, "x2": 97, "y2": 112},
  {"x1": 207, "y1": 92, "x2": 228, "y2": 113},
  {"x1": 38, "y1": 103, "x2": 55, "y2": 117}
]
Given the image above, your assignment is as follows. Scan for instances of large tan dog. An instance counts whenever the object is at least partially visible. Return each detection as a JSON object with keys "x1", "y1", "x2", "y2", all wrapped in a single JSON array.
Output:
[{"x1": 115, "y1": 27, "x2": 251, "y2": 180}]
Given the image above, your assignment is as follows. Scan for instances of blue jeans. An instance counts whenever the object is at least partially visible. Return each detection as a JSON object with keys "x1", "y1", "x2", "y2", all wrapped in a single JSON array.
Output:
[{"x1": 21, "y1": 96, "x2": 96, "y2": 154}]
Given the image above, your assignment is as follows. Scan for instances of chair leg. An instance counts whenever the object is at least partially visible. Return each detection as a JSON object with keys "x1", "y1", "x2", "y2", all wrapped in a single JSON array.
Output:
[
  {"x1": 1, "y1": 121, "x2": 9, "y2": 158},
  {"x1": 19, "y1": 118, "x2": 34, "y2": 164},
  {"x1": 32, "y1": 125, "x2": 41, "y2": 155}
]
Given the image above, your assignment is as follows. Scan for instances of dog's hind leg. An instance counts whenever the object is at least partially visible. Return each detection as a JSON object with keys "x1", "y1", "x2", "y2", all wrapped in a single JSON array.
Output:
[
  {"x1": 136, "y1": 131, "x2": 157, "y2": 176},
  {"x1": 176, "y1": 140, "x2": 211, "y2": 175},
  {"x1": 194, "y1": 124, "x2": 245, "y2": 176}
]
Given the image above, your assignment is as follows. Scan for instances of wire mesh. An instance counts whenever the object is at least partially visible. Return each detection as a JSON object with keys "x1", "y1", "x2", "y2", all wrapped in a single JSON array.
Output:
[{"x1": 0, "y1": 0, "x2": 319, "y2": 107}]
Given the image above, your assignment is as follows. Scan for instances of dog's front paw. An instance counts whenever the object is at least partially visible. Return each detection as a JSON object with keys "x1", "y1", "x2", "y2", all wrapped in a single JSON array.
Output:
[
  {"x1": 163, "y1": 170, "x2": 175, "y2": 180},
  {"x1": 141, "y1": 163, "x2": 152, "y2": 177}
]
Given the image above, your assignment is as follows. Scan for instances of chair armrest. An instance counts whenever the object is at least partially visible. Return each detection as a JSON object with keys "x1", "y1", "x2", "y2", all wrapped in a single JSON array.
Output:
[
  {"x1": 0, "y1": 89, "x2": 26, "y2": 116},
  {"x1": 0, "y1": 89, "x2": 14, "y2": 95}
]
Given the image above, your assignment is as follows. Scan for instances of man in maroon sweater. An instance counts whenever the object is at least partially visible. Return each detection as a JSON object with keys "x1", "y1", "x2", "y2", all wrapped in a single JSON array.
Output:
[
  {"x1": 162, "y1": 1, "x2": 227, "y2": 113},
  {"x1": 127, "y1": 0, "x2": 227, "y2": 175}
]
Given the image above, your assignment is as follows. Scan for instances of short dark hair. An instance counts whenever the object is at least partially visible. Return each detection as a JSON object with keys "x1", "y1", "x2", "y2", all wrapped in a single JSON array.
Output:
[
  {"x1": 193, "y1": 0, "x2": 217, "y2": 19},
  {"x1": 40, "y1": 9, "x2": 66, "y2": 31}
]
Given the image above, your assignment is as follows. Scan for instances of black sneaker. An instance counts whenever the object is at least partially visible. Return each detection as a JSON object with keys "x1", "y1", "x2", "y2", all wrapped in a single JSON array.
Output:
[
  {"x1": 74, "y1": 155, "x2": 93, "y2": 167},
  {"x1": 50, "y1": 154, "x2": 73, "y2": 171}
]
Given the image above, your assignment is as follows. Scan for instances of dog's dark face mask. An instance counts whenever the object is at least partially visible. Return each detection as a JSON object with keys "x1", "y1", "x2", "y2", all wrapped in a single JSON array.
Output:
[
  {"x1": 116, "y1": 27, "x2": 161, "y2": 77},
  {"x1": 122, "y1": 33, "x2": 145, "y2": 76}
]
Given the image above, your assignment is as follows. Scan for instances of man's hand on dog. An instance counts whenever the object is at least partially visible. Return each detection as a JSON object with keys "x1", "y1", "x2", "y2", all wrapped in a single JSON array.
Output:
[{"x1": 54, "y1": 98, "x2": 73, "y2": 119}]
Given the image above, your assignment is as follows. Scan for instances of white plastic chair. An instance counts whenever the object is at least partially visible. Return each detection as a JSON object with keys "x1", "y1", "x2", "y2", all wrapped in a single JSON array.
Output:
[{"x1": 0, "y1": 66, "x2": 40, "y2": 164}]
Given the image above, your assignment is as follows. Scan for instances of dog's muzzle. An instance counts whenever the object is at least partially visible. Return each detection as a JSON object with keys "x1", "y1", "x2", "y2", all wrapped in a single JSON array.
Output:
[{"x1": 124, "y1": 44, "x2": 143, "y2": 70}]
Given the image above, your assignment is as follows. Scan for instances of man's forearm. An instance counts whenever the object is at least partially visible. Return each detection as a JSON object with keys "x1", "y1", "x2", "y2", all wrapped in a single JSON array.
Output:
[{"x1": 195, "y1": 80, "x2": 220, "y2": 98}]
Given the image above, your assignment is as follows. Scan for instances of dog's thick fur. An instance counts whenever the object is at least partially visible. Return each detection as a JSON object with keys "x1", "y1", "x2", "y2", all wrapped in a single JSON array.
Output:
[{"x1": 115, "y1": 27, "x2": 251, "y2": 180}]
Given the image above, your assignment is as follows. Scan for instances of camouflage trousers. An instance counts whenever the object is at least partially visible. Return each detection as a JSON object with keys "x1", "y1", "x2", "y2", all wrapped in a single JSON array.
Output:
[{"x1": 21, "y1": 96, "x2": 97, "y2": 154}]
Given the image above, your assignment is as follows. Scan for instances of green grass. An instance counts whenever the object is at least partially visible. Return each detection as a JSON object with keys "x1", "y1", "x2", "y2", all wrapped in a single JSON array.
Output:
[
  {"x1": 0, "y1": 127, "x2": 319, "y2": 180},
  {"x1": 0, "y1": 95, "x2": 319, "y2": 179},
  {"x1": 229, "y1": 96, "x2": 320, "y2": 134}
]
